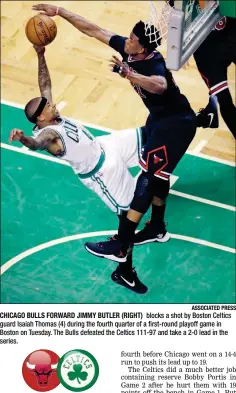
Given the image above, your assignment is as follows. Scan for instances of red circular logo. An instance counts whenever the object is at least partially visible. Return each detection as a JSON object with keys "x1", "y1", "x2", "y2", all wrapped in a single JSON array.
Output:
[
  {"x1": 215, "y1": 16, "x2": 227, "y2": 31},
  {"x1": 22, "y1": 349, "x2": 60, "y2": 391}
]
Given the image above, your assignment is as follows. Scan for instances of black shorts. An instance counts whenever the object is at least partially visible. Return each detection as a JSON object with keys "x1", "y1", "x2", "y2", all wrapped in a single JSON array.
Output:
[
  {"x1": 139, "y1": 112, "x2": 196, "y2": 181},
  {"x1": 194, "y1": 22, "x2": 236, "y2": 96}
]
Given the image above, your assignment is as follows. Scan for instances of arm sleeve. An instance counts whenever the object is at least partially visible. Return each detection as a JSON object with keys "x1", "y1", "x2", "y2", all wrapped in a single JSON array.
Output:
[{"x1": 109, "y1": 35, "x2": 127, "y2": 56}]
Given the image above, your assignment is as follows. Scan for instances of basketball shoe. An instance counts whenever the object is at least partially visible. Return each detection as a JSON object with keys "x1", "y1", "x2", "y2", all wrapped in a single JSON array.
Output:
[
  {"x1": 111, "y1": 266, "x2": 148, "y2": 294},
  {"x1": 196, "y1": 95, "x2": 219, "y2": 128},
  {"x1": 134, "y1": 221, "x2": 170, "y2": 245},
  {"x1": 84, "y1": 236, "x2": 129, "y2": 262}
]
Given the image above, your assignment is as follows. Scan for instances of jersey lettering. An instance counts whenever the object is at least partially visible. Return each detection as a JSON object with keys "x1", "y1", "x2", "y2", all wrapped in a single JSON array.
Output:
[
  {"x1": 33, "y1": 117, "x2": 102, "y2": 176},
  {"x1": 64, "y1": 119, "x2": 80, "y2": 143},
  {"x1": 66, "y1": 130, "x2": 79, "y2": 143}
]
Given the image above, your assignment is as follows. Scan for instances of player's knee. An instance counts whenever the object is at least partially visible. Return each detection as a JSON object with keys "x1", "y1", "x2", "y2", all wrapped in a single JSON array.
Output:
[
  {"x1": 153, "y1": 176, "x2": 170, "y2": 200},
  {"x1": 130, "y1": 171, "x2": 153, "y2": 213}
]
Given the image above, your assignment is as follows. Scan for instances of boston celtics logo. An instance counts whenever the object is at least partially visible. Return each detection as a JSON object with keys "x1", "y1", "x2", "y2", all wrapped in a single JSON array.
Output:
[{"x1": 57, "y1": 349, "x2": 99, "y2": 392}]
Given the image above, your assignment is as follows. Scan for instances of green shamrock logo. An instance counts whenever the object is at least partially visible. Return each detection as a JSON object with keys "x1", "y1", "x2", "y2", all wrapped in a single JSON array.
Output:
[
  {"x1": 57, "y1": 349, "x2": 99, "y2": 391},
  {"x1": 67, "y1": 364, "x2": 88, "y2": 385}
]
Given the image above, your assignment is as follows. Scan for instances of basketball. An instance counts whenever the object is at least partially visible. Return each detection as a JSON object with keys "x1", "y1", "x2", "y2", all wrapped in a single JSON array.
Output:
[{"x1": 25, "y1": 14, "x2": 57, "y2": 46}]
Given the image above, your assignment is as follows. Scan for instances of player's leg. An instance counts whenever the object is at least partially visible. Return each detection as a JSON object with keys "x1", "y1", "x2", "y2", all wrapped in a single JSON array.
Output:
[
  {"x1": 133, "y1": 181, "x2": 170, "y2": 245},
  {"x1": 194, "y1": 39, "x2": 236, "y2": 137},
  {"x1": 83, "y1": 152, "x2": 147, "y2": 293},
  {"x1": 116, "y1": 112, "x2": 161, "y2": 247},
  {"x1": 102, "y1": 130, "x2": 148, "y2": 292},
  {"x1": 100, "y1": 126, "x2": 145, "y2": 169},
  {"x1": 85, "y1": 210, "x2": 147, "y2": 294},
  {"x1": 118, "y1": 126, "x2": 146, "y2": 168},
  {"x1": 111, "y1": 240, "x2": 147, "y2": 294},
  {"x1": 134, "y1": 113, "x2": 196, "y2": 245},
  {"x1": 196, "y1": 61, "x2": 236, "y2": 137},
  {"x1": 79, "y1": 176, "x2": 119, "y2": 213},
  {"x1": 214, "y1": 88, "x2": 236, "y2": 139},
  {"x1": 85, "y1": 112, "x2": 196, "y2": 261},
  {"x1": 80, "y1": 145, "x2": 136, "y2": 215},
  {"x1": 115, "y1": 124, "x2": 171, "y2": 243},
  {"x1": 84, "y1": 117, "x2": 156, "y2": 263},
  {"x1": 85, "y1": 127, "x2": 152, "y2": 256},
  {"x1": 193, "y1": 37, "x2": 219, "y2": 129},
  {"x1": 196, "y1": 65, "x2": 236, "y2": 137}
]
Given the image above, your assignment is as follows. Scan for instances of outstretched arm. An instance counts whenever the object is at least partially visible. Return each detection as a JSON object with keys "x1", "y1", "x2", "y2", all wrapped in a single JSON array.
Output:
[
  {"x1": 9, "y1": 128, "x2": 58, "y2": 151},
  {"x1": 33, "y1": 46, "x2": 52, "y2": 102},
  {"x1": 32, "y1": 4, "x2": 115, "y2": 45}
]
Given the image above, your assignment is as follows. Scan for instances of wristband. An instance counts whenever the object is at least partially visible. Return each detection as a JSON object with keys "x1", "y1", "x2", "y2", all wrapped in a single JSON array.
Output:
[{"x1": 56, "y1": 6, "x2": 60, "y2": 15}]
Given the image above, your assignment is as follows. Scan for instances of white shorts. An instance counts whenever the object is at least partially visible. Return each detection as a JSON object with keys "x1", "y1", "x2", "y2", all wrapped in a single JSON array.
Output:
[{"x1": 78, "y1": 128, "x2": 142, "y2": 214}]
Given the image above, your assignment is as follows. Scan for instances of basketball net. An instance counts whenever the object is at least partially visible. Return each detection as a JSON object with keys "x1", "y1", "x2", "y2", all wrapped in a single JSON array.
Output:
[{"x1": 144, "y1": 0, "x2": 175, "y2": 47}]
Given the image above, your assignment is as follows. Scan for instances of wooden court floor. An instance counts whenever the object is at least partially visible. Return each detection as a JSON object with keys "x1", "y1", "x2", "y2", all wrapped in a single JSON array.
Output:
[{"x1": 1, "y1": 1, "x2": 235, "y2": 161}]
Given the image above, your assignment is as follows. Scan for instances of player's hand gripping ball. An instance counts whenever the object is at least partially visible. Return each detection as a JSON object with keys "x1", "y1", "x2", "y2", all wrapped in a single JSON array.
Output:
[{"x1": 25, "y1": 14, "x2": 57, "y2": 46}]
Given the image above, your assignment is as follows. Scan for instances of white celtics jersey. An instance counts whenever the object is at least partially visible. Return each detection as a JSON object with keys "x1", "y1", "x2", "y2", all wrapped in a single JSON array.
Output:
[{"x1": 33, "y1": 117, "x2": 102, "y2": 175}]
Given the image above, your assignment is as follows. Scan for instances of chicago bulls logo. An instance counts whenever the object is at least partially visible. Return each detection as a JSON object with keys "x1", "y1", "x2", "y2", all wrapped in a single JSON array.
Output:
[
  {"x1": 215, "y1": 16, "x2": 227, "y2": 31},
  {"x1": 153, "y1": 154, "x2": 163, "y2": 165},
  {"x1": 140, "y1": 145, "x2": 168, "y2": 177},
  {"x1": 22, "y1": 350, "x2": 60, "y2": 391}
]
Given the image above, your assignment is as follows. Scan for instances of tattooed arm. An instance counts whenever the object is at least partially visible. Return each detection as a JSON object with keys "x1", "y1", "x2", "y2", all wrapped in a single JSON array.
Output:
[
  {"x1": 9, "y1": 128, "x2": 59, "y2": 151},
  {"x1": 33, "y1": 46, "x2": 53, "y2": 102}
]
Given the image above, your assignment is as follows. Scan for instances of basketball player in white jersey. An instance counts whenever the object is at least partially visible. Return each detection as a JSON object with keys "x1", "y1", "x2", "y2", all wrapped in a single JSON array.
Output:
[
  {"x1": 9, "y1": 46, "x2": 143, "y2": 215},
  {"x1": 9, "y1": 45, "x2": 148, "y2": 293}
]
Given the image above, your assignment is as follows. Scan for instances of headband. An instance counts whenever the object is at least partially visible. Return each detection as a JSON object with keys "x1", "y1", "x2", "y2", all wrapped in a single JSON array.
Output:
[{"x1": 26, "y1": 96, "x2": 48, "y2": 124}]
